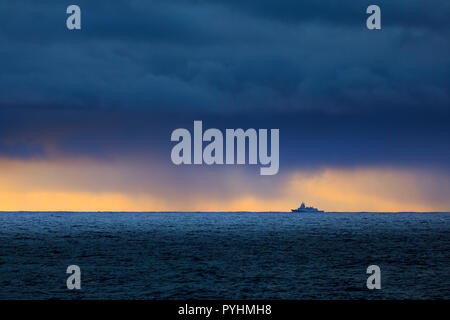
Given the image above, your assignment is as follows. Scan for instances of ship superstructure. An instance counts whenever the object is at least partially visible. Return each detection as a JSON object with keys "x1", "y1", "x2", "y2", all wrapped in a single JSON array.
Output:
[{"x1": 291, "y1": 202, "x2": 324, "y2": 213}]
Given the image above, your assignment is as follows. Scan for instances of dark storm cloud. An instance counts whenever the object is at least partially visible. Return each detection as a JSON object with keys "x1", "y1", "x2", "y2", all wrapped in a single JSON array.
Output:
[
  {"x1": 194, "y1": 0, "x2": 450, "y2": 30},
  {"x1": 1, "y1": 106, "x2": 448, "y2": 172},
  {"x1": 0, "y1": 1, "x2": 448, "y2": 170},
  {"x1": 1, "y1": 0, "x2": 449, "y2": 112}
]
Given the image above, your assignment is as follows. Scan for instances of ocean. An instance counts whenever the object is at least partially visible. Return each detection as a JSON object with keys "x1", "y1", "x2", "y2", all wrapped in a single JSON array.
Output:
[{"x1": 0, "y1": 212, "x2": 449, "y2": 299}]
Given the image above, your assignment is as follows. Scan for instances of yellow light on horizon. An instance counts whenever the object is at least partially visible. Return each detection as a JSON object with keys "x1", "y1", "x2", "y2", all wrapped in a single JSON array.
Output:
[{"x1": 0, "y1": 157, "x2": 448, "y2": 212}]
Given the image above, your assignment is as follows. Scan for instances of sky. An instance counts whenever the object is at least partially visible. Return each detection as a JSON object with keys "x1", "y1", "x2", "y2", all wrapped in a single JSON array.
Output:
[{"x1": 0, "y1": 0, "x2": 449, "y2": 211}]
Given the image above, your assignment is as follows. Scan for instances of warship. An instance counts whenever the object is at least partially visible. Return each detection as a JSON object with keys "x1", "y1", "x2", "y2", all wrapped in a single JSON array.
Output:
[{"x1": 291, "y1": 202, "x2": 324, "y2": 213}]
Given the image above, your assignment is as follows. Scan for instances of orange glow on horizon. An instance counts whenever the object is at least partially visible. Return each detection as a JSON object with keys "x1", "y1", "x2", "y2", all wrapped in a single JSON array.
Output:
[{"x1": 0, "y1": 157, "x2": 448, "y2": 212}]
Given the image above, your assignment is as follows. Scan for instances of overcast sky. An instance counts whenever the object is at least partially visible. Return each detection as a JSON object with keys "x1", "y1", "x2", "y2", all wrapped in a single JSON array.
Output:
[{"x1": 0, "y1": 1, "x2": 448, "y2": 210}]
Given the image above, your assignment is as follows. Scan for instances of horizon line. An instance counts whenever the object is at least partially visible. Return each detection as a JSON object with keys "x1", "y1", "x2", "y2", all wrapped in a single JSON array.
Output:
[{"x1": 0, "y1": 210, "x2": 449, "y2": 214}]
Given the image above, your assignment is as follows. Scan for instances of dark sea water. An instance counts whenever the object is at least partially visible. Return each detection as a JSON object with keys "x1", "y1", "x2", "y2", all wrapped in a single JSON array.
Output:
[{"x1": 0, "y1": 212, "x2": 449, "y2": 300}]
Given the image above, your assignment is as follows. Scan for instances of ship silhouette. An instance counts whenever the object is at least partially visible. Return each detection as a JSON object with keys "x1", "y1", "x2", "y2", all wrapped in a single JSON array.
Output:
[{"x1": 291, "y1": 202, "x2": 324, "y2": 213}]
